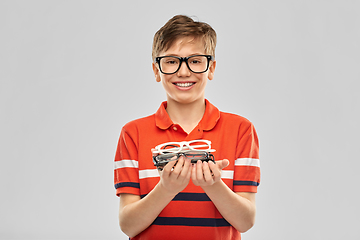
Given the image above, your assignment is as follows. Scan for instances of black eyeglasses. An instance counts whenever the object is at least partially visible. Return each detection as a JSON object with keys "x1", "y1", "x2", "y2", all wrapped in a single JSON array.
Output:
[
  {"x1": 153, "y1": 151, "x2": 215, "y2": 171},
  {"x1": 155, "y1": 55, "x2": 214, "y2": 75}
]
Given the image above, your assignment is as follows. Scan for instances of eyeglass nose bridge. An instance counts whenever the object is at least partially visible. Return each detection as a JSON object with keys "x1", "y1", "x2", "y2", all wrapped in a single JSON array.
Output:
[{"x1": 175, "y1": 57, "x2": 192, "y2": 74}]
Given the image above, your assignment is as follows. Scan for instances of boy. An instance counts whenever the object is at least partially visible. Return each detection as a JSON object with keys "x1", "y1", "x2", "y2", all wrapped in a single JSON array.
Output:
[{"x1": 114, "y1": 15, "x2": 260, "y2": 240}]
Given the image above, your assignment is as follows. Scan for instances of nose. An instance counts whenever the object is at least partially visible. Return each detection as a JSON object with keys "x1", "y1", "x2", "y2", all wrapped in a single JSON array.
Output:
[{"x1": 177, "y1": 61, "x2": 191, "y2": 77}]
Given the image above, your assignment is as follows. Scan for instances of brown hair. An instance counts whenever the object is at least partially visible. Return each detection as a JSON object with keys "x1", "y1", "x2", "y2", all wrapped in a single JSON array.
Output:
[{"x1": 152, "y1": 15, "x2": 217, "y2": 61}]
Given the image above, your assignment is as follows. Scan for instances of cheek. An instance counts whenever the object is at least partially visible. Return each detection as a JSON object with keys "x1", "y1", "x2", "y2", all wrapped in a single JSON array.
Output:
[
  {"x1": 199, "y1": 74, "x2": 209, "y2": 85},
  {"x1": 161, "y1": 75, "x2": 173, "y2": 84},
  {"x1": 160, "y1": 76, "x2": 174, "y2": 89}
]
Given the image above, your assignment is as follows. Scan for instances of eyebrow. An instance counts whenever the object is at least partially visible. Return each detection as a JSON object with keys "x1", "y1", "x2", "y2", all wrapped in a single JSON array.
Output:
[{"x1": 163, "y1": 53, "x2": 205, "y2": 57}]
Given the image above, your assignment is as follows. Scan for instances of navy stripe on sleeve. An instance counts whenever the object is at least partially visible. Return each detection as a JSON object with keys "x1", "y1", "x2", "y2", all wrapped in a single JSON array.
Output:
[
  {"x1": 233, "y1": 180, "x2": 260, "y2": 186},
  {"x1": 152, "y1": 217, "x2": 231, "y2": 227},
  {"x1": 114, "y1": 182, "x2": 140, "y2": 189}
]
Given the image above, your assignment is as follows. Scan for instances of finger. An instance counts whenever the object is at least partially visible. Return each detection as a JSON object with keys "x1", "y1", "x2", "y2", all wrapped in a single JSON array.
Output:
[
  {"x1": 171, "y1": 157, "x2": 185, "y2": 177},
  {"x1": 196, "y1": 160, "x2": 204, "y2": 181},
  {"x1": 191, "y1": 162, "x2": 198, "y2": 184},
  {"x1": 208, "y1": 161, "x2": 221, "y2": 181},
  {"x1": 162, "y1": 159, "x2": 178, "y2": 176},
  {"x1": 186, "y1": 162, "x2": 192, "y2": 179},
  {"x1": 202, "y1": 161, "x2": 213, "y2": 182},
  {"x1": 180, "y1": 158, "x2": 191, "y2": 178}
]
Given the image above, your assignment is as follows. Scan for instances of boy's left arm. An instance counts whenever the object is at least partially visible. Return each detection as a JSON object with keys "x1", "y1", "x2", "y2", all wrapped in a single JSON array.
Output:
[{"x1": 191, "y1": 160, "x2": 256, "y2": 233}]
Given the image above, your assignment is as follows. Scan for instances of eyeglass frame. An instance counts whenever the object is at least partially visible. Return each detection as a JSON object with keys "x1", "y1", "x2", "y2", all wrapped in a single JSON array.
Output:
[
  {"x1": 153, "y1": 139, "x2": 216, "y2": 155},
  {"x1": 153, "y1": 150, "x2": 215, "y2": 171},
  {"x1": 155, "y1": 55, "x2": 214, "y2": 75}
]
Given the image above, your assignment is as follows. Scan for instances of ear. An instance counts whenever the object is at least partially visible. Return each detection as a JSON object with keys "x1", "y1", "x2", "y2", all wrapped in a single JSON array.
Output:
[
  {"x1": 207, "y1": 60, "x2": 216, "y2": 80},
  {"x1": 152, "y1": 62, "x2": 161, "y2": 82}
]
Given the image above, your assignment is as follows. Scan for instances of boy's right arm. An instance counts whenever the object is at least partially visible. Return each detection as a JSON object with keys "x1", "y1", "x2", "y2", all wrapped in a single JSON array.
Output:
[{"x1": 119, "y1": 157, "x2": 192, "y2": 238}]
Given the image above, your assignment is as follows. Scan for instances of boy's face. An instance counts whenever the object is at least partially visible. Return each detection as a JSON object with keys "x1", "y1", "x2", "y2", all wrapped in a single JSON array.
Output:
[{"x1": 152, "y1": 37, "x2": 216, "y2": 105}]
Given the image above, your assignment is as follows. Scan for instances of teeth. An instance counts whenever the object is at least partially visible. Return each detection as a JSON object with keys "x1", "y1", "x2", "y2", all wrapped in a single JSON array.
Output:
[{"x1": 175, "y1": 82, "x2": 194, "y2": 87}]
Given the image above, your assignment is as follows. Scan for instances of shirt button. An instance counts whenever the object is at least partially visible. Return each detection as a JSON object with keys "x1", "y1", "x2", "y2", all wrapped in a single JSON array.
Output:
[{"x1": 173, "y1": 126, "x2": 177, "y2": 131}]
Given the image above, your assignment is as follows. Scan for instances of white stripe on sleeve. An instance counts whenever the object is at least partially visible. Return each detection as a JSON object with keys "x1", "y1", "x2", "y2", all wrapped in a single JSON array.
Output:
[
  {"x1": 139, "y1": 169, "x2": 160, "y2": 179},
  {"x1": 221, "y1": 170, "x2": 234, "y2": 179},
  {"x1": 114, "y1": 160, "x2": 139, "y2": 169},
  {"x1": 235, "y1": 158, "x2": 260, "y2": 167}
]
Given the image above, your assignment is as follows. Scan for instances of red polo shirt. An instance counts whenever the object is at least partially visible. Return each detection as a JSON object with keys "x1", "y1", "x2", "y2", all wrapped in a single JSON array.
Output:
[{"x1": 114, "y1": 99, "x2": 260, "y2": 240}]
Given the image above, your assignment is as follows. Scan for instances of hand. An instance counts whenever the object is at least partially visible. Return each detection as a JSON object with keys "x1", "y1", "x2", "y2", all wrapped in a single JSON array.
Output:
[
  {"x1": 158, "y1": 156, "x2": 192, "y2": 195},
  {"x1": 191, "y1": 159, "x2": 229, "y2": 187}
]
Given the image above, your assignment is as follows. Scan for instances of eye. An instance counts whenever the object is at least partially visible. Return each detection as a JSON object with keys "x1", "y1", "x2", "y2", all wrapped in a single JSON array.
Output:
[
  {"x1": 188, "y1": 56, "x2": 206, "y2": 65},
  {"x1": 162, "y1": 57, "x2": 179, "y2": 65},
  {"x1": 190, "y1": 59, "x2": 202, "y2": 64}
]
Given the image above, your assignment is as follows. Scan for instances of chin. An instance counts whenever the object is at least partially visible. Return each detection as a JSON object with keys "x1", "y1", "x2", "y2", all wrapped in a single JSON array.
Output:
[{"x1": 170, "y1": 95, "x2": 205, "y2": 105}]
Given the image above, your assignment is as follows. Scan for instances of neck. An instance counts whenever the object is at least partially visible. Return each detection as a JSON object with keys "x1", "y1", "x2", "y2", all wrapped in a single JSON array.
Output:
[{"x1": 166, "y1": 98, "x2": 206, "y2": 134}]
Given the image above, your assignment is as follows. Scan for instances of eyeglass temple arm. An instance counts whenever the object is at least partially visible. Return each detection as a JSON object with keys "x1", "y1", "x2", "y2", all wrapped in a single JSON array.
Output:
[{"x1": 153, "y1": 145, "x2": 215, "y2": 154}]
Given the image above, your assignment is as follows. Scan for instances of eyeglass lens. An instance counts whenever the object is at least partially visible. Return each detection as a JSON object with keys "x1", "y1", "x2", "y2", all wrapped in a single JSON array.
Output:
[
  {"x1": 159, "y1": 56, "x2": 209, "y2": 74},
  {"x1": 154, "y1": 151, "x2": 214, "y2": 171},
  {"x1": 155, "y1": 151, "x2": 209, "y2": 162}
]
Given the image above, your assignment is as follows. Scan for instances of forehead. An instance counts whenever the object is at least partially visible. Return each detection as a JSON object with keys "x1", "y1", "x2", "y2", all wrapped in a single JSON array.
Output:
[{"x1": 162, "y1": 37, "x2": 206, "y2": 55}]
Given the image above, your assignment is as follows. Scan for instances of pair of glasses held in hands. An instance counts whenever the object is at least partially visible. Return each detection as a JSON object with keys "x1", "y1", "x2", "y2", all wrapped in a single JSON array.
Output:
[{"x1": 153, "y1": 140, "x2": 216, "y2": 171}]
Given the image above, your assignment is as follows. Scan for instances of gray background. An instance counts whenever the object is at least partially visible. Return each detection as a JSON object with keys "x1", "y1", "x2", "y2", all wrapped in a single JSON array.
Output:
[{"x1": 1, "y1": 0, "x2": 359, "y2": 239}]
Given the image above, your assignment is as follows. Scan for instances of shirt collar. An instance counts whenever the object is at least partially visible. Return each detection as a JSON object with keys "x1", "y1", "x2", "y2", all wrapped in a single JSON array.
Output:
[{"x1": 155, "y1": 99, "x2": 220, "y2": 131}]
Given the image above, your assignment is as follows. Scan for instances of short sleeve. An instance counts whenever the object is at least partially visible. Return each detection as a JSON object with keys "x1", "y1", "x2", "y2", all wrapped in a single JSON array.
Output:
[
  {"x1": 114, "y1": 126, "x2": 140, "y2": 197},
  {"x1": 233, "y1": 122, "x2": 260, "y2": 193}
]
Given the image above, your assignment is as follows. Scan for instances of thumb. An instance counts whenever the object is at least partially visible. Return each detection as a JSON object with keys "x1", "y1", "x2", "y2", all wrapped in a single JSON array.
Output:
[{"x1": 216, "y1": 159, "x2": 230, "y2": 170}]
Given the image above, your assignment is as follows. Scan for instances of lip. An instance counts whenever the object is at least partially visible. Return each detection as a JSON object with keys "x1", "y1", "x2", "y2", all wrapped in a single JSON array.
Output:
[{"x1": 172, "y1": 82, "x2": 196, "y2": 90}]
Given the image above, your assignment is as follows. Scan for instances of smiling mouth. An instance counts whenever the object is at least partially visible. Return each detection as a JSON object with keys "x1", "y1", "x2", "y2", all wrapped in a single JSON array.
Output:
[{"x1": 174, "y1": 82, "x2": 195, "y2": 87}]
